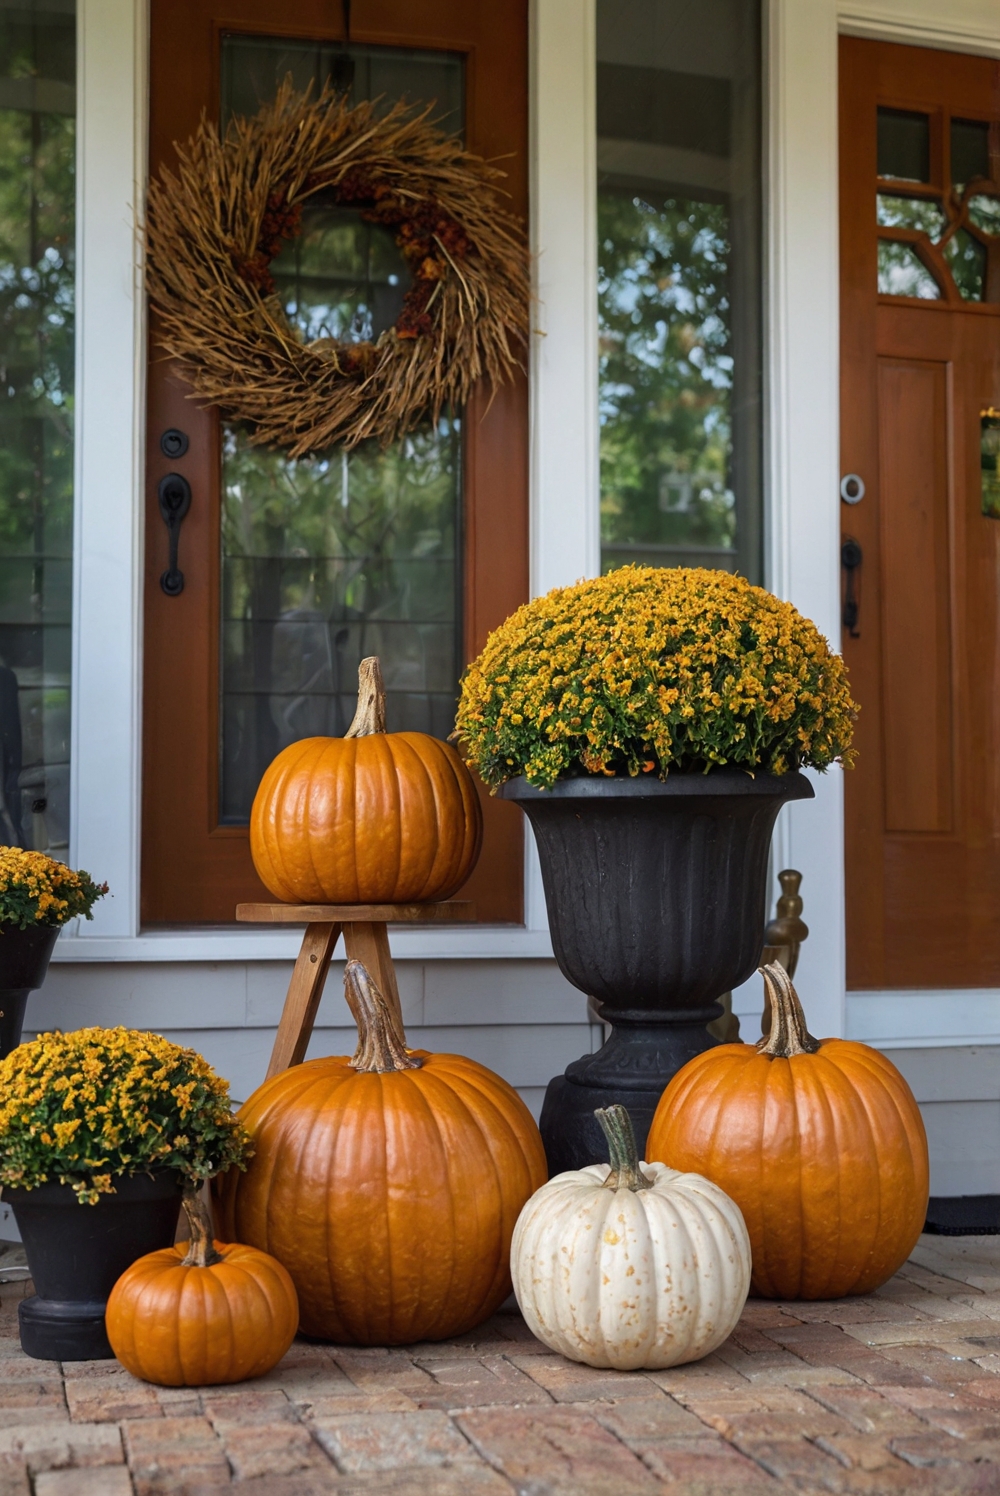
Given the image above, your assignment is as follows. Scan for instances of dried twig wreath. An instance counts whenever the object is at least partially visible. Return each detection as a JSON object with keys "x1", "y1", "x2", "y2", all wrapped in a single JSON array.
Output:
[{"x1": 144, "y1": 82, "x2": 530, "y2": 455}]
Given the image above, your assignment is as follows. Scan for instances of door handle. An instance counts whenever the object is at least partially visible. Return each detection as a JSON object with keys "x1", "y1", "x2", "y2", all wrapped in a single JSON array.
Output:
[
  {"x1": 841, "y1": 537, "x2": 862, "y2": 637},
  {"x1": 158, "y1": 473, "x2": 192, "y2": 596}
]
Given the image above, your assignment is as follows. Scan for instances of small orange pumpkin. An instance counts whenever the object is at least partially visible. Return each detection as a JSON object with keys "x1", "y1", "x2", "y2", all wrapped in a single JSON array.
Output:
[
  {"x1": 106, "y1": 1189, "x2": 298, "y2": 1385},
  {"x1": 646, "y1": 964, "x2": 929, "y2": 1300},
  {"x1": 215, "y1": 959, "x2": 547, "y2": 1344},
  {"x1": 250, "y1": 656, "x2": 482, "y2": 904}
]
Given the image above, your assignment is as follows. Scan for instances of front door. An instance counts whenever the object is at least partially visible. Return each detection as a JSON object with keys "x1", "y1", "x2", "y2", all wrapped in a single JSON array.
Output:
[
  {"x1": 840, "y1": 38, "x2": 1000, "y2": 988},
  {"x1": 142, "y1": 1, "x2": 527, "y2": 924}
]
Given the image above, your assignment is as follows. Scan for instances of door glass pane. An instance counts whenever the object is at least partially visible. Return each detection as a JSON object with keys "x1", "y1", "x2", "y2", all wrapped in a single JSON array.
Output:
[
  {"x1": 0, "y1": 0, "x2": 75, "y2": 855},
  {"x1": 876, "y1": 194, "x2": 946, "y2": 238},
  {"x1": 951, "y1": 117, "x2": 989, "y2": 192},
  {"x1": 877, "y1": 240, "x2": 941, "y2": 299},
  {"x1": 218, "y1": 38, "x2": 464, "y2": 824},
  {"x1": 877, "y1": 108, "x2": 930, "y2": 183},
  {"x1": 943, "y1": 228, "x2": 986, "y2": 301},
  {"x1": 596, "y1": 0, "x2": 762, "y2": 581}
]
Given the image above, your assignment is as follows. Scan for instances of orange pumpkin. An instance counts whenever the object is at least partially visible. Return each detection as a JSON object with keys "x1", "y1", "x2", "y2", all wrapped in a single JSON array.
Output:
[
  {"x1": 106, "y1": 1190, "x2": 298, "y2": 1385},
  {"x1": 215, "y1": 959, "x2": 547, "y2": 1344},
  {"x1": 250, "y1": 656, "x2": 482, "y2": 904},
  {"x1": 646, "y1": 964, "x2": 929, "y2": 1299}
]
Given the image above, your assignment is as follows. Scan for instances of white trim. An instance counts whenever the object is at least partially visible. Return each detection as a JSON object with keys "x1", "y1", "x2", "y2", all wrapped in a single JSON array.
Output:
[
  {"x1": 848, "y1": 991, "x2": 1000, "y2": 1049},
  {"x1": 70, "y1": 0, "x2": 147, "y2": 941},
  {"x1": 50, "y1": 925, "x2": 556, "y2": 963},
  {"x1": 838, "y1": 2, "x2": 1000, "y2": 55},
  {"x1": 765, "y1": 0, "x2": 845, "y2": 1038}
]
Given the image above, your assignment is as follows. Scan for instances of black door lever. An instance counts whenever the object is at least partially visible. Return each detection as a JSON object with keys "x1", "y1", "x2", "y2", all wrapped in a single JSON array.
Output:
[
  {"x1": 841, "y1": 537, "x2": 862, "y2": 637},
  {"x1": 158, "y1": 473, "x2": 192, "y2": 596}
]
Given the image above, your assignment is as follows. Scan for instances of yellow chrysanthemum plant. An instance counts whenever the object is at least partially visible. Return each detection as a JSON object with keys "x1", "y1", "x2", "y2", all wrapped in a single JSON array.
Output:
[
  {"x1": 0, "y1": 1027, "x2": 250, "y2": 1203},
  {"x1": 0, "y1": 847, "x2": 108, "y2": 929},
  {"x1": 456, "y1": 567, "x2": 858, "y2": 789}
]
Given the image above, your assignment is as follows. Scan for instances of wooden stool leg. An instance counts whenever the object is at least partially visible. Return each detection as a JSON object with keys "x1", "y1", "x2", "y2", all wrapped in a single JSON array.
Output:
[
  {"x1": 342, "y1": 921, "x2": 405, "y2": 1044},
  {"x1": 266, "y1": 922, "x2": 342, "y2": 1079}
]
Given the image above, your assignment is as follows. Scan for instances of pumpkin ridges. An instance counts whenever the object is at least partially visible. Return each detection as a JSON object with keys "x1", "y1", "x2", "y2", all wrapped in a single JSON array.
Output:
[
  {"x1": 390, "y1": 735, "x2": 441, "y2": 899},
  {"x1": 790, "y1": 1051, "x2": 866, "y2": 1298}
]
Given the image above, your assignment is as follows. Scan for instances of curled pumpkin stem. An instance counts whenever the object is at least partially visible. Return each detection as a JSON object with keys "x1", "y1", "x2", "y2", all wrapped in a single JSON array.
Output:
[
  {"x1": 345, "y1": 656, "x2": 386, "y2": 737},
  {"x1": 180, "y1": 1186, "x2": 222, "y2": 1268},
  {"x1": 595, "y1": 1104, "x2": 652, "y2": 1192},
  {"x1": 346, "y1": 959, "x2": 422, "y2": 1073},
  {"x1": 755, "y1": 963, "x2": 820, "y2": 1058}
]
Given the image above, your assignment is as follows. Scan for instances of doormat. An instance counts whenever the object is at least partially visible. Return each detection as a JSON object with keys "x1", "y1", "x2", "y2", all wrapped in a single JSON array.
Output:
[{"x1": 924, "y1": 1195, "x2": 1000, "y2": 1235}]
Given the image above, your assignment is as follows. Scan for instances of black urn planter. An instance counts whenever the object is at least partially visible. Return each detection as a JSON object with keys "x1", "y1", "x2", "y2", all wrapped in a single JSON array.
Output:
[
  {"x1": 0, "y1": 923, "x2": 60, "y2": 1057},
  {"x1": 5, "y1": 1172, "x2": 184, "y2": 1360},
  {"x1": 501, "y1": 768, "x2": 814, "y2": 1174}
]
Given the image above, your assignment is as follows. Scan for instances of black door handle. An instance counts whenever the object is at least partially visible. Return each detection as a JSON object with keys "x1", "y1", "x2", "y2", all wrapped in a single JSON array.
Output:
[
  {"x1": 158, "y1": 473, "x2": 192, "y2": 596},
  {"x1": 841, "y1": 537, "x2": 862, "y2": 637}
]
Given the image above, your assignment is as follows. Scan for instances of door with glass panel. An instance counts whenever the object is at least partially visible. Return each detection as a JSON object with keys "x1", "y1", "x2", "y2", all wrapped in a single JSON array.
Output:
[
  {"x1": 143, "y1": 1, "x2": 527, "y2": 924},
  {"x1": 840, "y1": 39, "x2": 1000, "y2": 987}
]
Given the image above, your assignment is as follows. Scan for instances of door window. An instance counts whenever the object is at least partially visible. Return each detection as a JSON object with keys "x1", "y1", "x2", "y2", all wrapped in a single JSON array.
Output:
[{"x1": 217, "y1": 39, "x2": 464, "y2": 824}]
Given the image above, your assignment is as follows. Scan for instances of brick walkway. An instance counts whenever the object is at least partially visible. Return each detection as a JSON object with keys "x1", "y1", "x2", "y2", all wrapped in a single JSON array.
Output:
[{"x1": 1, "y1": 1235, "x2": 1000, "y2": 1493}]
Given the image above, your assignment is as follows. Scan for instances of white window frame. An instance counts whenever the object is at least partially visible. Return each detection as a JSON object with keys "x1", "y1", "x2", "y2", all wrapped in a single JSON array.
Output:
[{"x1": 59, "y1": 0, "x2": 1000, "y2": 1049}]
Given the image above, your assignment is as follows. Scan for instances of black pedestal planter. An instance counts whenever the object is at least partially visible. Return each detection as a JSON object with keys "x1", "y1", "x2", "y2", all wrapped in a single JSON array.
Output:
[
  {"x1": 5, "y1": 1172, "x2": 183, "y2": 1360},
  {"x1": 501, "y1": 769, "x2": 814, "y2": 1174},
  {"x1": 0, "y1": 924, "x2": 60, "y2": 1057}
]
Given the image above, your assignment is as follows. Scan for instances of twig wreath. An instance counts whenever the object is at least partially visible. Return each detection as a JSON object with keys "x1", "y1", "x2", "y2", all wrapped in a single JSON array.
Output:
[{"x1": 144, "y1": 82, "x2": 530, "y2": 455}]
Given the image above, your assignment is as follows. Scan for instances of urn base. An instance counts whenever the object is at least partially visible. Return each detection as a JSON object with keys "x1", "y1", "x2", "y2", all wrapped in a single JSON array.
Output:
[{"x1": 18, "y1": 1296, "x2": 112, "y2": 1361}]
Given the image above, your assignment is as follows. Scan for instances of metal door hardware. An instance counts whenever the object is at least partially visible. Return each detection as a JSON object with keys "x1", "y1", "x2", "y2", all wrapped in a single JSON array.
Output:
[
  {"x1": 158, "y1": 473, "x2": 192, "y2": 596},
  {"x1": 841, "y1": 537, "x2": 862, "y2": 636},
  {"x1": 840, "y1": 473, "x2": 865, "y2": 504},
  {"x1": 160, "y1": 428, "x2": 189, "y2": 459}
]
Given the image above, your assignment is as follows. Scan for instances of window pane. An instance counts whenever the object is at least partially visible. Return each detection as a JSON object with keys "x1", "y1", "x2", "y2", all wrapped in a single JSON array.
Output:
[
  {"x1": 876, "y1": 194, "x2": 946, "y2": 240},
  {"x1": 0, "y1": 0, "x2": 75, "y2": 855},
  {"x1": 877, "y1": 108, "x2": 930, "y2": 183},
  {"x1": 943, "y1": 227, "x2": 986, "y2": 301},
  {"x1": 218, "y1": 38, "x2": 464, "y2": 824},
  {"x1": 877, "y1": 239, "x2": 941, "y2": 299},
  {"x1": 951, "y1": 117, "x2": 989, "y2": 192},
  {"x1": 596, "y1": 0, "x2": 762, "y2": 580}
]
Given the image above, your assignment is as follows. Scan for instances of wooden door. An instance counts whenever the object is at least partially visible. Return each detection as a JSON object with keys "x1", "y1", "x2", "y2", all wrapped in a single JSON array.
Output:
[
  {"x1": 840, "y1": 38, "x2": 1000, "y2": 988},
  {"x1": 143, "y1": 1, "x2": 527, "y2": 925}
]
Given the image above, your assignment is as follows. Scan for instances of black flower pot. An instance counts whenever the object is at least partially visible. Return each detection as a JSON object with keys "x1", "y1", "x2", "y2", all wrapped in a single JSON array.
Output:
[
  {"x1": 501, "y1": 768, "x2": 814, "y2": 1173},
  {"x1": 0, "y1": 923, "x2": 61, "y2": 1057},
  {"x1": 4, "y1": 1172, "x2": 184, "y2": 1360}
]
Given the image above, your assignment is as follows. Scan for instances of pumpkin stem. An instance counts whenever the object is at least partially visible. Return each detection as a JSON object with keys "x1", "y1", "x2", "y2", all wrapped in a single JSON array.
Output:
[
  {"x1": 755, "y1": 963, "x2": 821, "y2": 1058},
  {"x1": 180, "y1": 1187, "x2": 222, "y2": 1268},
  {"x1": 344, "y1": 656, "x2": 386, "y2": 737},
  {"x1": 595, "y1": 1105, "x2": 652, "y2": 1192},
  {"x1": 345, "y1": 959, "x2": 422, "y2": 1073}
]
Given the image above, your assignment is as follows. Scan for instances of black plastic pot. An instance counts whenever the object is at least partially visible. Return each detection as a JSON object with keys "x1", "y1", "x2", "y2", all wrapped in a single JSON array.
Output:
[
  {"x1": 0, "y1": 923, "x2": 60, "y2": 1057},
  {"x1": 501, "y1": 768, "x2": 814, "y2": 1173},
  {"x1": 5, "y1": 1172, "x2": 183, "y2": 1360}
]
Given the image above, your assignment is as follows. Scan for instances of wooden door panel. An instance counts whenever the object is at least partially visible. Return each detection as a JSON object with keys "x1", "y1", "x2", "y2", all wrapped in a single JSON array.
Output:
[
  {"x1": 877, "y1": 358, "x2": 953, "y2": 834},
  {"x1": 143, "y1": 0, "x2": 528, "y2": 925},
  {"x1": 841, "y1": 37, "x2": 1000, "y2": 989}
]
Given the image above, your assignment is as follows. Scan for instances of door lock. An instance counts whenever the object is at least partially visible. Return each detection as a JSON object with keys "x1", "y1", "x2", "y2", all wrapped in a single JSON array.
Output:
[
  {"x1": 840, "y1": 473, "x2": 865, "y2": 505},
  {"x1": 841, "y1": 537, "x2": 862, "y2": 637}
]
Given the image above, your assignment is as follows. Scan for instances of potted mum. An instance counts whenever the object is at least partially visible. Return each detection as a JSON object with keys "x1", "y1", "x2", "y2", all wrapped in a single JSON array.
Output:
[
  {"x1": 0, "y1": 1027, "x2": 249, "y2": 1360},
  {"x1": 456, "y1": 566, "x2": 857, "y2": 1172},
  {"x1": 0, "y1": 848, "x2": 108, "y2": 1056}
]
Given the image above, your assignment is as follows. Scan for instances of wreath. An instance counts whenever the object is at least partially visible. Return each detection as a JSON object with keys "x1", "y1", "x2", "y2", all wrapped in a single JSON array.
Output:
[{"x1": 144, "y1": 82, "x2": 530, "y2": 455}]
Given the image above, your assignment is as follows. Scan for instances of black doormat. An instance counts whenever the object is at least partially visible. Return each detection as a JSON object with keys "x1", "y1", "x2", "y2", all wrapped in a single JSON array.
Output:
[{"x1": 924, "y1": 1195, "x2": 1000, "y2": 1235}]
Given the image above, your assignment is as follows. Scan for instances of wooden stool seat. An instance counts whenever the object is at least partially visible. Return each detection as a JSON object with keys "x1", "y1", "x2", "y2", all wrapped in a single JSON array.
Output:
[{"x1": 237, "y1": 901, "x2": 475, "y2": 1079}]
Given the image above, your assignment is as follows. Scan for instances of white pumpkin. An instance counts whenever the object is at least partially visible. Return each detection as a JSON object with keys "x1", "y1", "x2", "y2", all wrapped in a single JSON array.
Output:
[{"x1": 511, "y1": 1105, "x2": 751, "y2": 1370}]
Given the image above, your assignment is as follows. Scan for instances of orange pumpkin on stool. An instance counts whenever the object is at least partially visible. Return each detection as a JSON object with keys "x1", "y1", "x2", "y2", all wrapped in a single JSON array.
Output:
[{"x1": 250, "y1": 656, "x2": 482, "y2": 904}]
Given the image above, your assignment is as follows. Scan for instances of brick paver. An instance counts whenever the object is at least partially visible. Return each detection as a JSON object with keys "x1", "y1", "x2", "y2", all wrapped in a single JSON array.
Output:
[{"x1": 0, "y1": 1234, "x2": 999, "y2": 1491}]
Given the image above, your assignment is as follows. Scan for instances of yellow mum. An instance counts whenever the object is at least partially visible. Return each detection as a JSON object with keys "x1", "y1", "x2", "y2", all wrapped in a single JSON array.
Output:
[{"x1": 456, "y1": 566, "x2": 858, "y2": 790}]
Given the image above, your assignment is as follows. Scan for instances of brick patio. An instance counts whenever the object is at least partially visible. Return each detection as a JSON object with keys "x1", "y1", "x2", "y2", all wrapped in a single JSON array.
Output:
[{"x1": 1, "y1": 1234, "x2": 1000, "y2": 1493}]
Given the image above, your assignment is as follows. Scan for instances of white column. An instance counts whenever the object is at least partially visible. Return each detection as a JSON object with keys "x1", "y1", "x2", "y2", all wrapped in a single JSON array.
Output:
[
  {"x1": 529, "y1": 0, "x2": 601, "y2": 599},
  {"x1": 766, "y1": 0, "x2": 845, "y2": 1037},
  {"x1": 68, "y1": 0, "x2": 147, "y2": 939}
]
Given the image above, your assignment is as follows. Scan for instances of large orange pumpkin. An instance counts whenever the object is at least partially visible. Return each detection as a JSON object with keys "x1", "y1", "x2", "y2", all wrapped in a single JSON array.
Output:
[
  {"x1": 215, "y1": 959, "x2": 547, "y2": 1344},
  {"x1": 250, "y1": 656, "x2": 482, "y2": 904},
  {"x1": 106, "y1": 1190, "x2": 299, "y2": 1385},
  {"x1": 646, "y1": 964, "x2": 929, "y2": 1299}
]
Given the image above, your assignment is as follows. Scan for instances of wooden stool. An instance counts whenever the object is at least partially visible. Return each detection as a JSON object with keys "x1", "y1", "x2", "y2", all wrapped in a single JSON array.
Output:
[{"x1": 236, "y1": 902, "x2": 476, "y2": 1079}]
